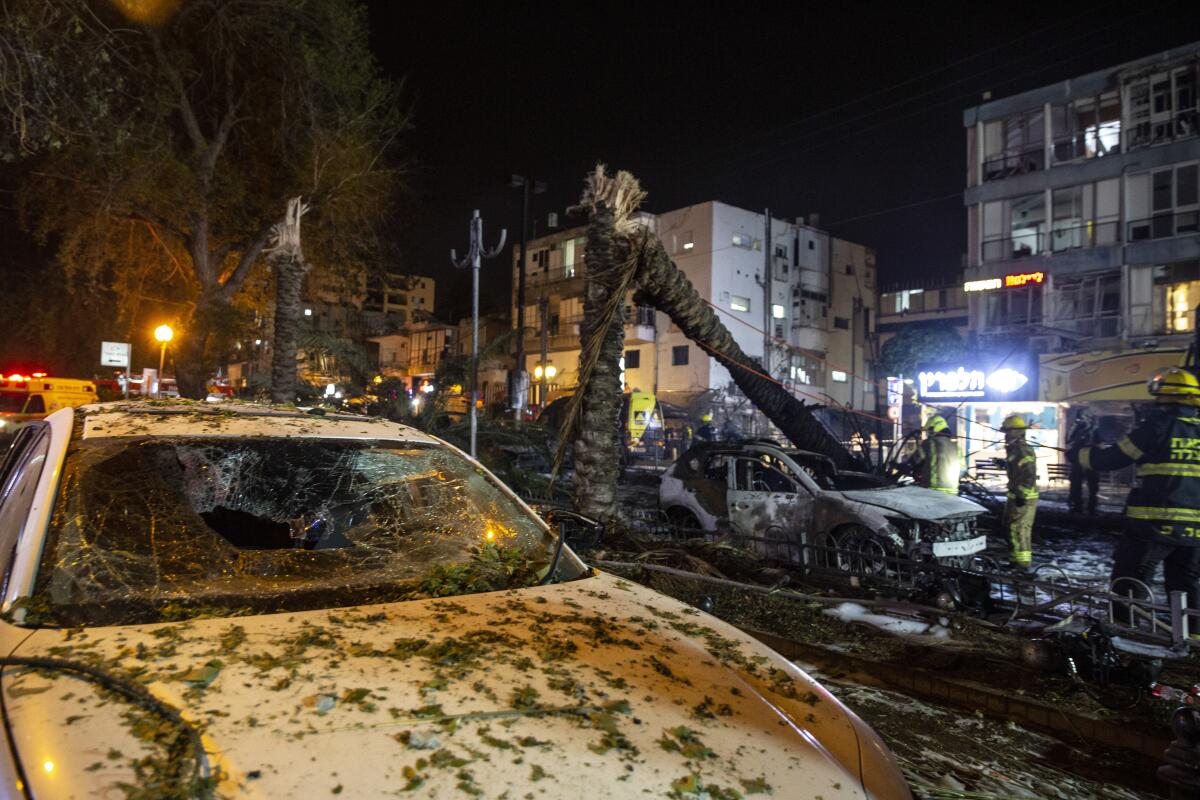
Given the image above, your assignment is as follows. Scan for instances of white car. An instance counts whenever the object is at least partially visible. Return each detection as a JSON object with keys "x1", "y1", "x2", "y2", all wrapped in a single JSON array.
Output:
[
  {"x1": 660, "y1": 441, "x2": 988, "y2": 566},
  {"x1": 0, "y1": 402, "x2": 911, "y2": 799}
]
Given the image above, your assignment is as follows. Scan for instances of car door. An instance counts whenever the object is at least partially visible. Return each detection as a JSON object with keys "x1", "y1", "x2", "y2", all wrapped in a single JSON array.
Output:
[{"x1": 728, "y1": 454, "x2": 807, "y2": 560}]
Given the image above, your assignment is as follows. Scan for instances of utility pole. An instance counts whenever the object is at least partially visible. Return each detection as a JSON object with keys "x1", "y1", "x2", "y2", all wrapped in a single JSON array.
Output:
[
  {"x1": 762, "y1": 209, "x2": 772, "y2": 378},
  {"x1": 509, "y1": 175, "x2": 546, "y2": 421},
  {"x1": 452, "y1": 209, "x2": 506, "y2": 459}
]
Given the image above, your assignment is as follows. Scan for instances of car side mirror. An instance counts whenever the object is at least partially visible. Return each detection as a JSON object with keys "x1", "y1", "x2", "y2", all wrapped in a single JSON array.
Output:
[{"x1": 545, "y1": 509, "x2": 604, "y2": 551}]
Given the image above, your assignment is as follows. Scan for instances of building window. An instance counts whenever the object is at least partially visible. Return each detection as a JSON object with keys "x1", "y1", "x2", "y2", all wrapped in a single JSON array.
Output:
[
  {"x1": 563, "y1": 238, "x2": 576, "y2": 278},
  {"x1": 808, "y1": 240, "x2": 815, "y2": 250},
  {"x1": 624, "y1": 349, "x2": 641, "y2": 369},
  {"x1": 981, "y1": 109, "x2": 1046, "y2": 180},
  {"x1": 982, "y1": 192, "x2": 1046, "y2": 261},
  {"x1": 678, "y1": 232, "x2": 694, "y2": 253},
  {"x1": 731, "y1": 295, "x2": 751, "y2": 313},
  {"x1": 731, "y1": 233, "x2": 760, "y2": 250},
  {"x1": 834, "y1": 317, "x2": 850, "y2": 330},
  {"x1": 1051, "y1": 90, "x2": 1121, "y2": 163},
  {"x1": 831, "y1": 370, "x2": 848, "y2": 383},
  {"x1": 672, "y1": 346, "x2": 689, "y2": 366},
  {"x1": 845, "y1": 264, "x2": 854, "y2": 275},
  {"x1": 1154, "y1": 261, "x2": 1200, "y2": 333},
  {"x1": 771, "y1": 304, "x2": 785, "y2": 320},
  {"x1": 1127, "y1": 66, "x2": 1198, "y2": 149},
  {"x1": 1128, "y1": 164, "x2": 1200, "y2": 241},
  {"x1": 1048, "y1": 272, "x2": 1120, "y2": 338},
  {"x1": 774, "y1": 244, "x2": 787, "y2": 259}
]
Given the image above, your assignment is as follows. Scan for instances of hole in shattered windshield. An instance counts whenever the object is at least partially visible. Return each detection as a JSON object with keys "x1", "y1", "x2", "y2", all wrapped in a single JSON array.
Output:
[{"x1": 31, "y1": 438, "x2": 572, "y2": 626}]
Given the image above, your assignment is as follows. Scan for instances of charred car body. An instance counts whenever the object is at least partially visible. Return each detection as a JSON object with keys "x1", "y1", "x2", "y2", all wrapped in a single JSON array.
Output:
[{"x1": 660, "y1": 441, "x2": 989, "y2": 569}]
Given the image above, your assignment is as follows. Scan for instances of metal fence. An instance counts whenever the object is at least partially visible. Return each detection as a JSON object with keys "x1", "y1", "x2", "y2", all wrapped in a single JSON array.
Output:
[{"x1": 646, "y1": 516, "x2": 1200, "y2": 651}]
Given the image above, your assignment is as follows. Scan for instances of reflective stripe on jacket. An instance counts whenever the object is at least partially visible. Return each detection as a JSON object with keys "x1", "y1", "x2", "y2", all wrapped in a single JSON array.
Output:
[
  {"x1": 913, "y1": 433, "x2": 960, "y2": 493},
  {"x1": 1006, "y1": 441, "x2": 1039, "y2": 500},
  {"x1": 1080, "y1": 406, "x2": 1200, "y2": 544}
]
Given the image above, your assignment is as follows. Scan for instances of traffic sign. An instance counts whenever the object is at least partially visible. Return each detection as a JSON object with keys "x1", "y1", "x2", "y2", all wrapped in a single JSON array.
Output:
[{"x1": 101, "y1": 341, "x2": 131, "y2": 368}]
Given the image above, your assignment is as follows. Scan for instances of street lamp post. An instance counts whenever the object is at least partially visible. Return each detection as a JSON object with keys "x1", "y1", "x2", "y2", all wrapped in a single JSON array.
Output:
[
  {"x1": 154, "y1": 325, "x2": 173, "y2": 398},
  {"x1": 509, "y1": 175, "x2": 546, "y2": 422}
]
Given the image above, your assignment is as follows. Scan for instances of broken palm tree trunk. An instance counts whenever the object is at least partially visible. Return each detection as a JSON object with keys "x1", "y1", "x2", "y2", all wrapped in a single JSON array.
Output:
[
  {"x1": 633, "y1": 233, "x2": 860, "y2": 470},
  {"x1": 557, "y1": 167, "x2": 646, "y2": 523},
  {"x1": 269, "y1": 197, "x2": 311, "y2": 404}
]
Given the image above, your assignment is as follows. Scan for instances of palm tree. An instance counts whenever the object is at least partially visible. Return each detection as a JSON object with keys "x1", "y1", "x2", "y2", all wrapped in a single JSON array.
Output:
[
  {"x1": 564, "y1": 167, "x2": 860, "y2": 521},
  {"x1": 269, "y1": 198, "x2": 310, "y2": 404}
]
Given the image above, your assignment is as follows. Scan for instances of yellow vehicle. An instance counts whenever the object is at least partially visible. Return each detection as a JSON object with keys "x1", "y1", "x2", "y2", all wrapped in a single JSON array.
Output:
[{"x1": 0, "y1": 374, "x2": 99, "y2": 436}]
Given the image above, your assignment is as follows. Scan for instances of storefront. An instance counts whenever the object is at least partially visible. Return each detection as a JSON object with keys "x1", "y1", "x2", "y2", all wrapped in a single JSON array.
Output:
[{"x1": 915, "y1": 352, "x2": 1061, "y2": 483}]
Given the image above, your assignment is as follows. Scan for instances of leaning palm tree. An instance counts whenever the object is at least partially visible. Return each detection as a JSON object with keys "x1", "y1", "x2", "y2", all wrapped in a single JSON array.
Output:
[{"x1": 562, "y1": 167, "x2": 859, "y2": 523}]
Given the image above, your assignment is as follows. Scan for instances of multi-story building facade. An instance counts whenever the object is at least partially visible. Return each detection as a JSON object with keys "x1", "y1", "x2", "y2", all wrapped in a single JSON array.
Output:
[
  {"x1": 962, "y1": 43, "x2": 1198, "y2": 405},
  {"x1": 513, "y1": 201, "x2": 878, "y2": 427},
  {"x1": 876, "y1": 278, "x2": 969, "y2": 353},
  {"x1": 949, "y1": 43, "x2": 1199, "y2": 481}
]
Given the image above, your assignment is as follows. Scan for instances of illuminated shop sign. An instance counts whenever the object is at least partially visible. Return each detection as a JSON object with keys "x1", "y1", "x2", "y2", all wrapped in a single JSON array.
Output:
[
  {"x1": 963, "y1": 271, "x2": 1045, "y2": 292},
  {"x1": 916, "y1": 354, "x2": 1039, "y2": 403}
]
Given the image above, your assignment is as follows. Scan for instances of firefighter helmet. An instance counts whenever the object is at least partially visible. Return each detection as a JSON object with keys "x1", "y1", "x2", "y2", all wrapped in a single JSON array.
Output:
[
  {"x1": 925, "y1": 415, "x2": 949, "y2": 434},
  {"x1": 1149, "y1": 367, "x2": 1200, "y2": 406},
  {"x1": 1000, "y1": 414, "x2": 1029, "y2": 431},
  {"x1": 700, "y1": 413, "x2": 713, "y2": 423}
]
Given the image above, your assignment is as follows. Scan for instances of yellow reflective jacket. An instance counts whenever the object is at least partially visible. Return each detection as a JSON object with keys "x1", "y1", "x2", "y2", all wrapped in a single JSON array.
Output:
[{"x1": 1081, "y1": 405, "x2": 1200, "y2": 543}]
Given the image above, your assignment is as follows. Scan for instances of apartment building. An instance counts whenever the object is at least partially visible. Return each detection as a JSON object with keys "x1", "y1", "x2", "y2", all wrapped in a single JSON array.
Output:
[
  {"x1": 962, "y1": 42, "x2": 1198, "y2": 405},
  {"x1": 877, "y1": 278, "x2": 969, "y2": 352},
  {"x1": 513, "y1": 201, "x2": 877, "y2": 421}
]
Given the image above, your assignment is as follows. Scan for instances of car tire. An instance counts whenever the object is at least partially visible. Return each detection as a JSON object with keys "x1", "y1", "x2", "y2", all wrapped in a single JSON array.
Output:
[{"x1": 834, "y1": 524, "x2": 895, "y2": 576}]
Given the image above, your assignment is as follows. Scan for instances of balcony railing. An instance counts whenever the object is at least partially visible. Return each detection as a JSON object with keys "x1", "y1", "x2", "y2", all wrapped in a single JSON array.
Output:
[
  {"x1": 1127, "y1": 210, "x2": 1200, "y2": 242},
  {"x1": 982, "y1": 146, "x2": 1045, "y2": 181},
  {"x1": 1129, "y1": 109, "x2": 1200, "y2": 150},
  {"x1": 981, "y1": 232, "x2": 1043, "y2": 262},
  {"x1": 1048, "y1": 220, "x2": 1119, "y2": 252},
  {"x1": 630, "y1": 306, "x2": 656, "y2": 327},
  {"x1": 1049, "y1": 124, "x2": 1121, "y2": 164}
]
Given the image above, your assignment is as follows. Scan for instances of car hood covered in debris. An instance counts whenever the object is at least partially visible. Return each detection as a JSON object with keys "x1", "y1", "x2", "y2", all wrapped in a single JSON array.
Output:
[
  {"x1": 0, "y1": 572, "x2": 908, "y2": 799},
  {"x1": 837, "y1": 486, "x2": 985, "y2": 520}
]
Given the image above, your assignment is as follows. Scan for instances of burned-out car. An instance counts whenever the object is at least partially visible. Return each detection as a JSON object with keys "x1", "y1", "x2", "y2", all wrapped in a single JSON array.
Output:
[
  {"x1": 660, "y1": 441, "x2": 988, "y2": 565},
  {"x1": 0, "y1": 402, "x2": 911, "y2": 799}
]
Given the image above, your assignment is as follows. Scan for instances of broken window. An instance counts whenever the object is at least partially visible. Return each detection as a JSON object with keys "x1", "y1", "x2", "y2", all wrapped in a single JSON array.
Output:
[{"x1": 32, "y1": 438, "x2": 572, "y2": 626}]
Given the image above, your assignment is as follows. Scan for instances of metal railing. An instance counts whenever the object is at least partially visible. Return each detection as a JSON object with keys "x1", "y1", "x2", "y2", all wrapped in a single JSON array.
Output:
[
  {"x1": 983, "y1": 147, "x2": 1045, "y2": 181},
  {"x1": 1127, "y1": 210, "x2": 1200, "y2": 242},
  {"x1": 982, "y1": 232, "x2": 1043, "y2": 262},
  {"x1": 1048, "y1": 220, "x2": 1119, "y2": 252},
  {"x1": 1129, "y1": 109, "x2": 1200, "y2": 150},
  {"x1": 1050, "y1": 125, "x2": 1121, "y2": 164},
  {"x1": 646, "y1": 516, "x2": 1200, "y2": 651}
]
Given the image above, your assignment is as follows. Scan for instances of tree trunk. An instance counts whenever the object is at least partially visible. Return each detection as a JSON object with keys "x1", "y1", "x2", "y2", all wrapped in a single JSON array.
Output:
[
  {"x1": 269, "y1": 198, "x2": 310, "y2": 404},
  {"x1": 572, "y1": 203, "x2": 628, "y2": 522},
  {"x1": 175, "y1": 290, "x2": 222, "y2": 399},
  {"x1": 634, "y1": 236, "x2": 860, "y2": 470}
]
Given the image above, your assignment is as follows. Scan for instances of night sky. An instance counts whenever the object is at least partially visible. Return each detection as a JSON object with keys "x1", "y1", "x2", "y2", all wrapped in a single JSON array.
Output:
[{"x1": 371, "y1": 1, "x2": 1200, "y2": 318}]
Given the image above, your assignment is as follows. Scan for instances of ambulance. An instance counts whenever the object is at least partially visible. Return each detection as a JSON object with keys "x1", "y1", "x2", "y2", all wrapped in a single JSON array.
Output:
[{"x1": 0, "y1": 374, "x2": 99, "y2": 438}]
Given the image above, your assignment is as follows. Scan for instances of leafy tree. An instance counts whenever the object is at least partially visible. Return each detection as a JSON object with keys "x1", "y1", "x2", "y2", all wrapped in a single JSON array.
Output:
[
  {"x1": 878, "y1": 323, "x2": 969, "y2": 378},
  {"x1": 0, "y1": 0, "x2": 409, "y2": 396}
]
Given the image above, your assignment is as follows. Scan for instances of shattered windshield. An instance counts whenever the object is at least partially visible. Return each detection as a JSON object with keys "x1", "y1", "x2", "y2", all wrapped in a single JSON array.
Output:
[{"x1": 31, "y1": 437, "x2": 573, "y2": 627}]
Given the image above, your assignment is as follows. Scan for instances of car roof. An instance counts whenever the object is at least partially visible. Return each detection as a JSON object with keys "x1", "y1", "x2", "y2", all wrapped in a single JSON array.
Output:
[{"x1": 76, "y1": 400, "x2": 442, "y2": 444}]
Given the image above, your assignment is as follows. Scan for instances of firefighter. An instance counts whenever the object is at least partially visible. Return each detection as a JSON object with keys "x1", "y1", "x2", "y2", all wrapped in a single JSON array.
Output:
[
  {"x1": 1072, "y1": 367, "x2": 1200, "y2": 615},
  {"x1": 1066, "y1": 408, "x2": 1101, "y2": 514},
  {"x1": 908, "y1": 414, "x2": 960, "y2": 494},
  {"x1": 1001, "y1": 414, "x2": 1039, "y2": 571},
  {"x1": 695, "y1": 413, "x2": 716, "y2": 442}
]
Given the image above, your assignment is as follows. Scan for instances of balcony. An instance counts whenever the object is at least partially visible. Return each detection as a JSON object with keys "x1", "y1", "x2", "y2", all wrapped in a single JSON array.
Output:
[
  {"x1": 1127, "y1": 210, "x2": 1200, "y2": 242},
  {"x1": 1128, "y1": 109, "x2": 1199, "y2": 150},
  {"x1": 1048, "y1": 220, "x2": 1119, "y2": 252},
  {"x1": 982, "y1": 146, "x2": 1045, "y2": 182},
  {"x1": 1050, "y1": 124, "x2": 1121, "y2": 164},
  {"x1": 982, "y1": 232, "x2": 1043, "y2": 262},
  {"x1": 625, "y1": 306, "x2": 656, "y2": 344}
]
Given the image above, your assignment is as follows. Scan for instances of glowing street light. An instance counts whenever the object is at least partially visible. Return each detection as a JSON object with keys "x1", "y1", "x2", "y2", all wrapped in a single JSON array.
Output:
[{"x1": 153, "y1": 325, "x2": 174, "y2": 398}]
